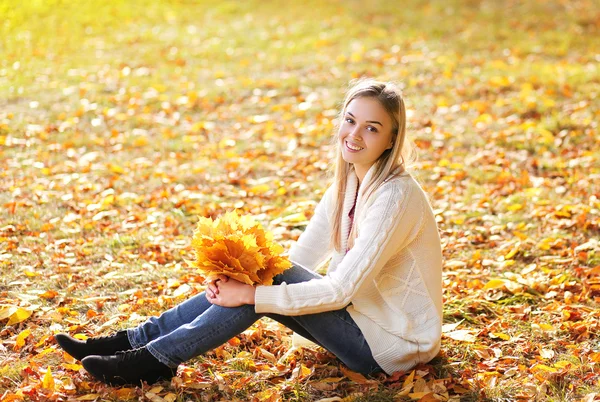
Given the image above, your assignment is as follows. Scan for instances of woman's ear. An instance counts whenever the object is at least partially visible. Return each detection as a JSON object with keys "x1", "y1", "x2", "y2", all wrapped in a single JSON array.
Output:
[{"x1": 386, "y1": 142, "x2": 393, "y2": 150}]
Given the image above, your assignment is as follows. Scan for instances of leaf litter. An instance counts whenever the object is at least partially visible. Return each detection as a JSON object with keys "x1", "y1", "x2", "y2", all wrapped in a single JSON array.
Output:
[{"x1": 1, "y1": 0, "x2": 599, "y2": 401}]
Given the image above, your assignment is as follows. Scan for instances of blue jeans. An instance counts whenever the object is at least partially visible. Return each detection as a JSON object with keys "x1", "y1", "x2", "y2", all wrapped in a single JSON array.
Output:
[{"x1": 127, "y1": 265, "x2": 382, "y2": 375}]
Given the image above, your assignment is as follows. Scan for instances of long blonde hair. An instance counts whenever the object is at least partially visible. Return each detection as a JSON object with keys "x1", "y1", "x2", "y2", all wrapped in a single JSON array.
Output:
[{"x1": 330, "y1": 78, "x2": 415, "y2": 252}]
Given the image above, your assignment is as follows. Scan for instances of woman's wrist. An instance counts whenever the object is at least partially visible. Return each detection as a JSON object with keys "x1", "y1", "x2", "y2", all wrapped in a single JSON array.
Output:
[{"x1": 246, "y1": 285, "x2": 257, "y2": 305}]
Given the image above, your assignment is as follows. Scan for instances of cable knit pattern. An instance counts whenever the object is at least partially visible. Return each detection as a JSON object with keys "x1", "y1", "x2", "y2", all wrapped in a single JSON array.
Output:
[{"x1": 255, "y1": 166, "x2": 443, "y2": 374}]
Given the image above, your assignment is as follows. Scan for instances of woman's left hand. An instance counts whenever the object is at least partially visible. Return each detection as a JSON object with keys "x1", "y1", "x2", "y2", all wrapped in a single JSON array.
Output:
[{"x1": 207, "y1": 277, "x2": 256, "y2": 307}]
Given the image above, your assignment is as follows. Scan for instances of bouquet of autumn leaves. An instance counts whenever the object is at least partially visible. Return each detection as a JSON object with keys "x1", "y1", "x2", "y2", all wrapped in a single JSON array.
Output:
[{"x1": 188, "y1": 211, "x2": 292, "y2": 286}]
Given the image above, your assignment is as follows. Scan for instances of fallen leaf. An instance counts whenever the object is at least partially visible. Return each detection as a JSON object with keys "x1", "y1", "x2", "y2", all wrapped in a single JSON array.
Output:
[
  {"x1": 444, "y1": 330, "x2": 477, "y2": 342},
  {"x1": 164, "y1": 393, "x2": 177, "y2": 402},
  {"x1": 531, "y1": 364, "x2": 557, "y2": 374},
  {"x1": 39, "y1": 290, "x2": 58, "y2": 300},
  {"x1": 483, "y1": 279, "x2": 506, "y2": 290},
  {"x1": 14, "y1": 329, "x2": 31, "y2": 350},
  {"x1": 1, "y1": 393, "x2": 25, "y2": 402},
  {"x1": 291, "y1": 364, "x2": 312, "y2": 380},
  {"x1": 0, "y1": 306, "x2": 33, "y2": 325},
  {"x1": 42, "y1": 367, "x2": 54, "y2": 391},
  {"x1": 441, "y1": 320, "x2": 463, "y2": 333},
  {"x1": 490, "y1": 332, "x2": 511, "y2": 341},
  {"x1": 148, "y1": 386, "x2": 163, "y2": 394},
  {"x1": 540, "y1": 348, "x2": 554, "y2": 359},
  {"x1": 76, "y1": 395, "x2": 101, "y2": 401},
  {"x1": 257, "y1": 346, "x2": 277, "y2": 363},
  {"x1": 409, "y1": 392, "x2": 433, "y2": 400},
  {"x1": 340, "y1": 366, "x2": 370, "y2": 384},
  {"x1": 113, "y1": 388, "x2": 136, "y2": 400},
  {"x1": 63, "y1": 363, "x2": 83, "y2": 371}
]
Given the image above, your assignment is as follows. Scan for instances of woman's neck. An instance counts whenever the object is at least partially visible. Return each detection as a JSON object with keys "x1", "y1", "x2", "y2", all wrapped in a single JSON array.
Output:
[{"x1": 353, "y1": 163, "x2": 373, "y2": 186}]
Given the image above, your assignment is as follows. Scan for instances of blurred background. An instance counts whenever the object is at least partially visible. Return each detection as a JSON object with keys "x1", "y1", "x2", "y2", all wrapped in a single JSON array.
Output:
[{"x1": 1, "y1": 1, "x2": 599, "y2": 400}]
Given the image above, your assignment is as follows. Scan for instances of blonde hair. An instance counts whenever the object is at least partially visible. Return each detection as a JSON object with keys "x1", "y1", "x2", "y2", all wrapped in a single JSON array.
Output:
[{"x1": 330, "y1": 78, "x2": 416, "y2": 252}]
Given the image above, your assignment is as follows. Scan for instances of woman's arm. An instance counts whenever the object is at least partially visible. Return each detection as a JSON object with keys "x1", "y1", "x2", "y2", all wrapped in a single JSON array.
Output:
[
  {"x1": 207, "y1": 187, "x2": 335, "y2": 308},
  {"x1": 287, "y1": 186, "x2": 334, "y2": 271},
  {"x1": 254, "y1": 180, "x2": 425, "y2": 316}
]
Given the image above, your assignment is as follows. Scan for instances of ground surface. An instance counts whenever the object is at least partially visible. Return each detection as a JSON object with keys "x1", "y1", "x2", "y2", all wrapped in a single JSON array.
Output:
[{"x1": 1, "y1": 0, "x2": 599, "y2": 401}]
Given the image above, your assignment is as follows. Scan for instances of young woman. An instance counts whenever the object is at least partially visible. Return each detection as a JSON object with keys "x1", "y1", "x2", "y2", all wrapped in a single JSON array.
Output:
[{"x1": 56, "y1": 79, "x2": 443, "y2": 386}]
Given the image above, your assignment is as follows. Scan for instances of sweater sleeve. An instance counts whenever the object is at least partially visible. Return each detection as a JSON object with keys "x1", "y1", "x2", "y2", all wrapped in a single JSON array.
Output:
[
  {"x1": 287, "y1": 186, "x2": 333, "y2": 272},
  {"x1": 255, "y1": 180, "x2": 424, "y2": 315}
]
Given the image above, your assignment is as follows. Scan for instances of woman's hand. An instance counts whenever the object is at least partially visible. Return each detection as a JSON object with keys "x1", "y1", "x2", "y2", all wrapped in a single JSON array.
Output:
[
  {"x1": 206, "y1": 276, "x2": 256, "y2": 307},
  {"x1": 205, "y1": 275, "x2": 228, "y2": 300}
]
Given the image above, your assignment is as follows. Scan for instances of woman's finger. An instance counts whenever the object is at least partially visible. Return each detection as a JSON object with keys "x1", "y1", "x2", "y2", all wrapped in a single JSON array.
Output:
[{"x1": 208, "y1": 283, "x2": 219, "y2": 295}]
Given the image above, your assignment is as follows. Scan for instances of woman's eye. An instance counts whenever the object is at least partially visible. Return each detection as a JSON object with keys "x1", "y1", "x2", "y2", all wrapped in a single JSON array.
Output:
[
  {"x1": 345, "y1": 118, "x2": 354, "y2": 124},
  {"x1": 367, "y1": 126, "x2": 378, "y2": 132}
]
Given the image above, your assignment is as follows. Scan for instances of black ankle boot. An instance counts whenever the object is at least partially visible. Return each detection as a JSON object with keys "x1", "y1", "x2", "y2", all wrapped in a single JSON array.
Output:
[
  {"x1": 82, "y1": 347, "x2": 177, "y2": 386},
  {"x1": 55, "y1": 331, "x2": 132, "y2": 361}
]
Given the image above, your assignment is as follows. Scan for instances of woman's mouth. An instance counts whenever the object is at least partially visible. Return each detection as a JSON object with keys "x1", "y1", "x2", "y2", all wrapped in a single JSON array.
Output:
[{"x1": 345, "y1": 141, "x2": 364, "y2": 152}]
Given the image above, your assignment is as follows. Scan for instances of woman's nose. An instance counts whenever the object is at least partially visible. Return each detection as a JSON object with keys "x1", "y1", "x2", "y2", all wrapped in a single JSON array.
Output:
[{"x1": 348, "y1": 126, "x2": 361, "y2": 140}]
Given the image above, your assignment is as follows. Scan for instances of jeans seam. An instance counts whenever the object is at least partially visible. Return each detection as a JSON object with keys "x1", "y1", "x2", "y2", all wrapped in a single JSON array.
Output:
[
  {"x1": 146, "y1": 342, "x2": 179, "y2": 368},
  {"x1": 294, "y1": 311, "x2": 378, "y2": 372},
  {"x1": 328, "y1": 310, "x2": 360, "y2": 331},
  {"x1": 182, "y1": 306, "x2": 256, "y2": 355},
  {"x1": 153, "y1": 306, "x2": 259, "y2": 366},
  {"x1": 126, "y1": 328, "x2": 144, "y2": 349}
]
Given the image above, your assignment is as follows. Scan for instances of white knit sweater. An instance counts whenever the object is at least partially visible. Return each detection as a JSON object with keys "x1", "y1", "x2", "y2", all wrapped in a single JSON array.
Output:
[{"x1": 255, "y1": 166, "x2": 443, "y2": 374}]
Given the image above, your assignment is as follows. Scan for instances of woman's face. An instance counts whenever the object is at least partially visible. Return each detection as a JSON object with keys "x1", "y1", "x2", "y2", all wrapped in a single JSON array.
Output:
[{"x1": 339, "y1": 97, "x2": 394, "y2": 174}]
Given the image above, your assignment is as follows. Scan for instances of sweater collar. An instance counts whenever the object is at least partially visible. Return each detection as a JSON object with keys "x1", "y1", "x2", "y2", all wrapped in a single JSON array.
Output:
[{"x1": 340, "y1": 164, "x2": 378, "y2": 251}]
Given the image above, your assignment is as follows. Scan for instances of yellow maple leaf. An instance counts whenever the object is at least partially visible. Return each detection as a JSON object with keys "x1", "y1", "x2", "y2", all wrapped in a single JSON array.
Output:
[
  {"x1": 42, "y1": 367, "x2": 55, "y2": 391},
  {"x1": 189, "y1": 211, "x2": 291, "y2": 285},
  {"x1": 14, "y1": 329, "x2": 31, "y2": 351},
  {"x1": 8, "y1": 307, "x2": 33, "y2": 326},
  {"x1": 483, "y1": 279, "x2": 506, "y2": 290},
  {"x1": 77, "y1": 394, "x2": 101, "y2": 401},
  {"x1": 63, "y1": 363, "x2": 83, "y2": 371}
]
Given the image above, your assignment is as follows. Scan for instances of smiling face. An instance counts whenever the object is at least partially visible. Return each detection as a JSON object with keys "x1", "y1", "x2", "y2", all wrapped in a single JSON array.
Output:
[{"x1": 339, "y1": 97, "x2": 395, "y2": 181}]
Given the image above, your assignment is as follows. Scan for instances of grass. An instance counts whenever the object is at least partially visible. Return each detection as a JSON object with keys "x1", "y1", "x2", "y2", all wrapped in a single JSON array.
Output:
[
  {"x1": 352, "y1": 388, "x2": 396, "y2": 402},
  {"x1": 1, "y1": 0, "x2": 600, "y2": 400}
]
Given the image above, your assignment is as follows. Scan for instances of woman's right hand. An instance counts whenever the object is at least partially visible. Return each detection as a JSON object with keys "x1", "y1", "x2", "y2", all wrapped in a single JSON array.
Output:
[{"x1": 205, "y1": 275, "x2": 229, "y2": 300}]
